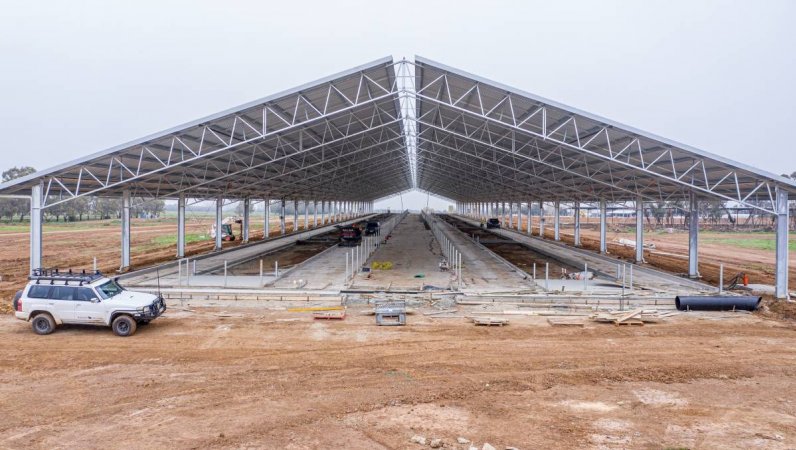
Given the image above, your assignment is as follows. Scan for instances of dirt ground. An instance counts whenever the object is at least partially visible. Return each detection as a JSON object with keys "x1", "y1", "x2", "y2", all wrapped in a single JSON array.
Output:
[
  {"x1": 504, "y1": 216, "x2": 796, "y2": 289},
  {"x1": 1, "y1": 306, "x2": 795, "y2": 449},
  {"x1": 0, "y1": 217, "x2": 316, "y2": 309}
]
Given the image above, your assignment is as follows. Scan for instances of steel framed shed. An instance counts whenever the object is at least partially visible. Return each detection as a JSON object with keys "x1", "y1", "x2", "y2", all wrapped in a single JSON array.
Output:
[{"x1": 1, "y1": 55, "x2": 793, "y2": 297}]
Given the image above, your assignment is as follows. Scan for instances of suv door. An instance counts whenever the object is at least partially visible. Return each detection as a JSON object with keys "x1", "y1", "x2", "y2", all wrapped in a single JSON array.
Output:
[
  {"x1": 46, "y1": 285, "x2": 79, "y2": 323},
  {"x1": 73, "y1": 287, "x2": 105, "y2": 323}
]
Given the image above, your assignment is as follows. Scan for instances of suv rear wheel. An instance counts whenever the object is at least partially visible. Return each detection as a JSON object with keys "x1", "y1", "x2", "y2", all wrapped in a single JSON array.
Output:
[
  {"x1": 31, "y1": 313, "x2": 55, "y2": 335},
  {"x1": 112, "y1": 315, "x2": 137, "y2": 337}
]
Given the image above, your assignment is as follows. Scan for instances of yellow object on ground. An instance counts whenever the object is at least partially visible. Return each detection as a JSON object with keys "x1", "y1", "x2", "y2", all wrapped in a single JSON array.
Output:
[{"x1": 371, "y1": 261, "x2": 393, "y2": 270}]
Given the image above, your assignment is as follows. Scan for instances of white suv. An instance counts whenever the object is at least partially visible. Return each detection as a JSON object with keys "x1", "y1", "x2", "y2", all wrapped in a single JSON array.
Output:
[{"x1": 13, "y1": 269, "x2": 166, "y2": 337}]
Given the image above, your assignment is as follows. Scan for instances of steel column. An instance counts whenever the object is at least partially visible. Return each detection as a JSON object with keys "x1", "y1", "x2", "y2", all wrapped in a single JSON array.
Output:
[
  {"x1": 303, "y1": 200, "x2": 309, "y2": 230},
  {"x1": 242, "y1": 197, "x2": 250, "y2": 243},
  {"x1": 554, "y1": 200, "x2": 561, "y2": 241},
  {"x1": 574, "y1": 202, "x2": 581, "y2": 247},
  {"x1": 636, "y1": 196, "x2": 644, "y2": 263},
  {"x1": 177, "y1": 193, "x2": 185, "y2": 257},
  {"x1": 775, "y1": 187, "x2": 789, "y2": 298},
  {"x1": 293, "y1": 200, "x2": 299, "y2": 232},
  {"x1": 29, "y1": 182, "x2": 43, "y2": 274},
  {"x1": 264, "y1": 197, "x2": 270, "y2": 239},
  {"x1": 313, "y1": 200, "x2": 318, "y2": 227},
  {"x1": 214, "y1": 195, "x2": 223, "y2": 251},
  {"x1": 599, "y1": 199, "x2": 607, "y2": 253},
  {"x1": 121, "y1": 189, "x2": 131, "y2": 268},
  {"x1": 539, "y1": 200, "x2": 545, "y2": 239},
  {"x1": 688, "y1": 192, "x2": 699, "y2": 278},
  {"x1": 526, "y1": 201, "x2": 532, "y2": 235},
  {"x1": 280, "y1": 199, "x2": 286, "y2": 235}
]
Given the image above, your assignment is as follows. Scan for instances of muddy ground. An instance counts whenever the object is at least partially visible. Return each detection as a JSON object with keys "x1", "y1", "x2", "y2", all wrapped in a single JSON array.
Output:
[{"x1": 1, "y1": 306, "x2": 795, "y2": 449}]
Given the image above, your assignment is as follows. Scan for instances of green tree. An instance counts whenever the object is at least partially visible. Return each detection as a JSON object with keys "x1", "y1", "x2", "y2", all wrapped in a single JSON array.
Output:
[{"x1": 0, "y1": 166, "x2": 36, "y2": 222}]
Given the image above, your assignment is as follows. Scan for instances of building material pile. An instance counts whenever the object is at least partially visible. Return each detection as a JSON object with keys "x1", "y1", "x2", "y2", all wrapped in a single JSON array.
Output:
[
  {"x1": 313, "y1": 310, "x2": 346, "y2": 320},
  {"x1": 590, "y1": 309, "x2": 674, "y2": 325},
  {"x1": 547, "y1": 318, "x2": 586, "y2": 327},
  {"x1": 375, "y1": 300, "x2": 407, "y2": 326},
  {"x1": 470, "y1": 317, "x2": 509, "y2": 326}
]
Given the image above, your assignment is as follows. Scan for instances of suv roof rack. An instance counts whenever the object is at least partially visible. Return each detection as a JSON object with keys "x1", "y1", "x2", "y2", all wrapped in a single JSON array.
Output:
[{"x1": 29, "y1": 268, "x2": 104, "y2": 285}]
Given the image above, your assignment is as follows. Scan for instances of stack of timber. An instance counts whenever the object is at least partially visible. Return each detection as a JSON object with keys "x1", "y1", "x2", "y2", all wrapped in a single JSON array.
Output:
[
  {"x1": 470, "y1": 317, "x2": 509, "y2": 326},
  {"x1": 590, "y1": 309, "x2": 674, "y2": 326}
]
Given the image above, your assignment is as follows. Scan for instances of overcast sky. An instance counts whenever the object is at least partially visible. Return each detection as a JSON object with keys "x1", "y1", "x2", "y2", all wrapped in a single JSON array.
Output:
[{"x1": 1, "y1": 0, "x2": 794, "y2": 210}]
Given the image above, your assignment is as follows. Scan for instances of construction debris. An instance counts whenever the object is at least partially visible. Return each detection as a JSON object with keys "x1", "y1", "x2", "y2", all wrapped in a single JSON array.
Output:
[
  {"x1": 590, "y1": 309, "x2": 670, "y2": 325},
  {"x1": 375, "y1": 300, "x2": 407, "y2": 326},
  {"x1": 566, "y1": 270, "x2": 594, "y2": 280},
  {"x1": 423, "y1": 309, "x2": 458, "y2": 316},
  {"x1": 313, "y1": 310, "x2": 346, "y2": 320},
  {"x1": 547, "y1": 318, "x2": 586, "y2": 327},
  {"x1": 471, "y1": 317, "x2": 509, "y2": 326},
  {"x1": 618, "y1": 238, "x2": 656, "y2": 249}
]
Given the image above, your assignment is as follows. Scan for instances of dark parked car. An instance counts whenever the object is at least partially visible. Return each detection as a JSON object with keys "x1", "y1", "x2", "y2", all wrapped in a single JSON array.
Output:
[
  {"x1": 485, "y1": 218, "x2": 501, "y2": 229},
  {"x1": 340, "y1": 226, "x2": 362, "y2": 246},
  {"x1": 364, "y1": 221, "x2": 380, "y2": 235}
]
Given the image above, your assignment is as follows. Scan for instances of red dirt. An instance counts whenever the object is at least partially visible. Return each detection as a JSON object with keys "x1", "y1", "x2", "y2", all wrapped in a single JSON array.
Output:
[
  {"x1": 1, "y1": 308, "x2": 795, "y2": 449},
  {"x1": 0, "y1": 217, "x2": 316, "y2": 310},
  {"x1": 505, "y1": 216, "x2": 796, "y2": 289}
]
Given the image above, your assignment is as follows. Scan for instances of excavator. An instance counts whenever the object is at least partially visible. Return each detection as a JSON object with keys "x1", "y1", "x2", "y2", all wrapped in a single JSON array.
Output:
[{"x1": 210, "y1": 216, "x2": 243, "y2": 241}]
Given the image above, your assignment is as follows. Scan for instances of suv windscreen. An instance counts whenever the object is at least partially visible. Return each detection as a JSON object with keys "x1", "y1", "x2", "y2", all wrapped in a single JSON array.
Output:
[{"x1": 96, "y1": 280, "x2": 124, "y2": 299}]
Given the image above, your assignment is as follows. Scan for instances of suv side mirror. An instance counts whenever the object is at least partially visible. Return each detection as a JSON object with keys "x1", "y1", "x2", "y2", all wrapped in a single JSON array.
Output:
[{"x1": 90, "y1": 298, "x2": 100, "y2": 303}]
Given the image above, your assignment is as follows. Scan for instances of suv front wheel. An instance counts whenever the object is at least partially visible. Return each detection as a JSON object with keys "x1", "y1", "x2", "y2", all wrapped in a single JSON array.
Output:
[
  {"x1": 31, "y1": 313, "x2": 55, "y2": 335},
  {"x1": 112, "y1": 315, "x2": 137, "y2": 337}
]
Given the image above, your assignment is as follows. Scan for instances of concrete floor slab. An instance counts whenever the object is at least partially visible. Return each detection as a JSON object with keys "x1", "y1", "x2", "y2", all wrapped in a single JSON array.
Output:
[
  {"x1": 352, "y1": 214, "x2": 452, "y2": 291},
  {"x1": 430, "y1": 215, "x2": 535, "y2": 293},
  {"x1": 452, "y1": 214, "x2": 714, "y2": 295}
]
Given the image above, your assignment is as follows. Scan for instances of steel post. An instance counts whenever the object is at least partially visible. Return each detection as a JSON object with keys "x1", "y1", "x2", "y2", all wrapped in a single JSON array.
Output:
[
  {"x1": 775, "y1": 187, "x2": 790, "y2": 298},
  {"x1": 539, "y1": 200, "x2": 545, "y2": 239},
  {"x1": 29, "y1": 182, "x2": 43, "y2": 274},
  {"x1": 214, "y1": 195, "x2": 223, "y2": 251},
  {"x1": 242, "y1": 197, "x2": 250, "y2": 243},
  {"x1": 264, "y1": 197, "x2": 270, "y2": 239},
  {"x1": 177, "y1": 193, "x2": 186, "y2": 257},
  {"x1": 599, "y1": 199, "x2": 607, "y2": 253},
  {"x1": 526, "y1": 201, "x2": 532, "y2": 235},
  {"x1": 293, "y1": 200, "x2": 299, "y2": 232},
  {"x1": 574, "y1": 202, "x2": 581, "y2": 247},
  {"x1": 121, "y1": 189, "x2": 131, "y2": 268},
  {"x1": 280, "y1": 199, "x2": 286, "y2": 235},
  {"x1": 636, "y1": 196, "x2": 644, "y2": 263},
  {"x1": 554, "y1": 200, "x2": 560, "y2": 241},
  {"x1": 688, "y1": 192, "x2": 699, "y2": 278}
]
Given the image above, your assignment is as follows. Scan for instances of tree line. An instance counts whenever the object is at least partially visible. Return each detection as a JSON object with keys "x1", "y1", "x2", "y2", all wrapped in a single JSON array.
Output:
[{"x1": 0, "y1": 166, "x2": 164, "y2": 223}]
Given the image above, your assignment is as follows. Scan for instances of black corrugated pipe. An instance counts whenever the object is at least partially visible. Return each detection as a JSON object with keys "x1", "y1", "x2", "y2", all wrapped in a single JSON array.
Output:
[{"x1": 675, "y1": 296, "x2": 762, "y2": 311}]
